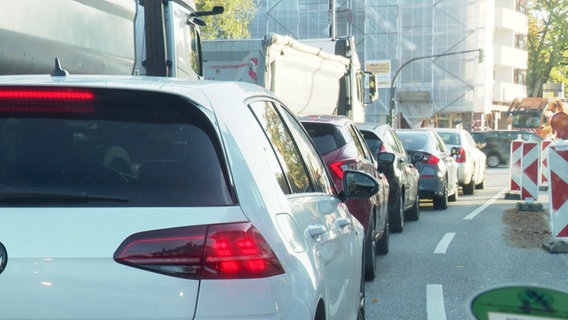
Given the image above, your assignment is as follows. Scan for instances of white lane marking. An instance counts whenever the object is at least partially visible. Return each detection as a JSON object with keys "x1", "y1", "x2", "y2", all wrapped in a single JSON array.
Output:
[
  {"x1": 427, "y1": 284, "x2": 447, "y2": 320},
  {"x1": 463, "y1": 187, "x2": 507, "y2": 220},
  {"x1": 434, "y1": 232, "x2": 456, "y2": 254}
]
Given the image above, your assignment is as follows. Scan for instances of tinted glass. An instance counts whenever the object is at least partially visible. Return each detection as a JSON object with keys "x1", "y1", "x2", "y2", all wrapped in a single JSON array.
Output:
[
  {"x1": 361, "y1": 130, "x2": 382, "y2": 155},
  {"x1": 397, "y1": 132, "x2": 428, "y2": 151},
  {"x1": 302, "y1": 122, "x2": 346, "y2": 155},
  {"x1": 0, "y1": 87, "x2": 233, "y2": 207},
  {"x1": 250, "y1": 101, "x2": 311, "y2": 194}
]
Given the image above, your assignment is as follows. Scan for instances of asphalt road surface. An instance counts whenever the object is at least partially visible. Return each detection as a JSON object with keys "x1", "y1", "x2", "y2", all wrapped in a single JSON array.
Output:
[{"x1": 365, "y1": 167, "x2": 568, "y2": 320}]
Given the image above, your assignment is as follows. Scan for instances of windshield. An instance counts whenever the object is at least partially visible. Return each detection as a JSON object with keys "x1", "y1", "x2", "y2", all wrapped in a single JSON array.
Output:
[{"x1": 0, "y1": 87, "x2": 233, "y2": 207}]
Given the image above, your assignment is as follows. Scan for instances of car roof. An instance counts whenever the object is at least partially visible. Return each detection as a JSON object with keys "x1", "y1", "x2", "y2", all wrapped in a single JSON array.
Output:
[
  {"x1": 0, "y1": 74, "x2": 273, "y2": 113},
  {"x1": 299, "y1": 114, "x2": 352, "y2": 126}
]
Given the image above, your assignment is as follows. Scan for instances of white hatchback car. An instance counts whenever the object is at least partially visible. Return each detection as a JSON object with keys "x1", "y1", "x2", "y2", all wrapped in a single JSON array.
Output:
[
  {"x1": 0, "y1": 74, "x2": 375, "y2": 319},
  {"x1": 434, "y1": 128, "x2": 487, "y2": 194}
]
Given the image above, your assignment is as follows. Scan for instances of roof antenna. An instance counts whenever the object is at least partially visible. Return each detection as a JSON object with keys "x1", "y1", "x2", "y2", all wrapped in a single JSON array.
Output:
[{"x1": 51, "y1": 58, "x2": 69, "y2": 77}]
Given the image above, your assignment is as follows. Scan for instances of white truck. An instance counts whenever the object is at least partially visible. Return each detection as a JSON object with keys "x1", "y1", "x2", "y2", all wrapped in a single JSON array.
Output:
[
  {"x1": 0, "y1": 0, "x2": 222, "y2": 78},
  {"x1": 202, "y1": 34, "x2": 377, "y2": 122}
]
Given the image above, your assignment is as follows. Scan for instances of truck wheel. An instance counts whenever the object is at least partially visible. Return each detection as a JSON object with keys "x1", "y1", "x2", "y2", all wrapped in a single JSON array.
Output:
[{"x1": 486, "y1": 154, "x2": 501, "y2": 167}]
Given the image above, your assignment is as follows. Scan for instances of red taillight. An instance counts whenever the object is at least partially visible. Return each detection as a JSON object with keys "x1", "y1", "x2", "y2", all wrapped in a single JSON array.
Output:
[
  {"x1": 328, "y1": 160, "x2": 357, "y2": 180},
  {"x1": 421, "y1": 153, "x2": 440, "y2": 165},
  {"x1": 454, "y1": 147, "x2": 466, "y2": 163},
  {"x1": 114, "y1": 222, "x2": 284, "y2": 279}
]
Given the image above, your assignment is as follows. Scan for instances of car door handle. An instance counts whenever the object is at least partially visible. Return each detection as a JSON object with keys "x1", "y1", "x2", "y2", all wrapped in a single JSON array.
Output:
[
  {"x1": 335, "y1": 217, "x2": 352, "y2": 229},
  {"x1": 307, "y1": 224, "x2": 326, "y2": 238}
]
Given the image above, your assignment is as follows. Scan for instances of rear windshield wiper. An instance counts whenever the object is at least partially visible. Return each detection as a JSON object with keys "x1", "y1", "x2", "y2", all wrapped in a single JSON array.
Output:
[{"x1": 0, "y1": 187, "x2": 129, "y2": 203}]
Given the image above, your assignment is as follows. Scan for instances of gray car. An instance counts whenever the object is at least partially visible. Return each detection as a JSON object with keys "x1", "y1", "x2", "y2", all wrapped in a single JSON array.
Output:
[{"x1": 397, "y1": 129, "x2": 459, "y2": 210}]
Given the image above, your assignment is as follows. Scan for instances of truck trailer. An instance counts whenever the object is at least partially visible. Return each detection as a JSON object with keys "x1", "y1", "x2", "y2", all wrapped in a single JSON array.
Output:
[
  {"x1": 202, "y1": 34, "x2": 376, "y2": 121},
  {"x1": 0, "y1": 0, "x2": 222, "y2": 78}
]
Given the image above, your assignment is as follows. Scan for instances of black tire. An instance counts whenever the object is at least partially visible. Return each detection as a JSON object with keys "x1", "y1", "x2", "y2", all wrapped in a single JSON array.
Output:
[
  {"x1": 364, "y1": 222, "x2": 377, "y2": 281},
  {"x1": 448, "y1": 184, "x2": 458, "y2": 202},
  {"x1": 476, "y1": 170, "x2": 486, "y2": 189},
  {"x1": 486, "y1": 154, "x2": 501, "y2": 167},
  {"x1": 358, "y1": 249, "x2": 366, "y2": 320},
  {"x1": 433, "y1": 182, "x2": 448, "y2": 210},
  {"x1": 389, "y1": 192, "x2": 404, "y2": 233},
  {"x1": 405, "y1": 194, "x2": 420, "y2": 221},
  {"x1": 463, "y1": 176, "x2": 475, "y2": 195},
  {"x1": 376, "y1": 215, "x2": 389, "y2": 255}
]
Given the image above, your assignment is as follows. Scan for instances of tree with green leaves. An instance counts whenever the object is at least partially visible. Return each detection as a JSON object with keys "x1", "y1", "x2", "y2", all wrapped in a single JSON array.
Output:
[
  {"x1": 195, "y1": 0, "x2": 258, "y2": 39},
  {"x1": 527, "y1": 0, "x2": 568, "y2": 97}
]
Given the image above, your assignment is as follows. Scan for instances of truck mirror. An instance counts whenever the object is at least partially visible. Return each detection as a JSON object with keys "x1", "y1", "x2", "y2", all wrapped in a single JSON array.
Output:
[{"x1": 364, "y1": 72, "x2": 378, "y2": 104}]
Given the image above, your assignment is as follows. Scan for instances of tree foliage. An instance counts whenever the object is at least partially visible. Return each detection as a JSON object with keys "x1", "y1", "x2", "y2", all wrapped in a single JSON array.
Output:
[
  {"x1": 527, "y1": 0, "x2": 568, "y2": 97},
  {"x1": 195, "y1": 0, "x2": 258, "y2": 39}
]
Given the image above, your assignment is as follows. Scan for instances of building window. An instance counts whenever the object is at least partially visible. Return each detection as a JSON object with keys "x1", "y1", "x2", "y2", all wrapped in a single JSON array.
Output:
[{"x1": 514, "y1": 69, "x2": 527, "y2": 85}]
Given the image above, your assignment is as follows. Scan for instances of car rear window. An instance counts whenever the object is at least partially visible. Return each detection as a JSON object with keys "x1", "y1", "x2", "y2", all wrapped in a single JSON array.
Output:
[
  {"x1": 397, "y1": 132, "x2": 428, "y2": 151},
  {"x1": 436, "y1": 132, "x2": 460, "y2": 145},
  {"x1": 0, "y1": 86, "x2": 233, "y2": 207},
  {"x1": 302, "y1": 122, "x2": 346, "y2": 155}
]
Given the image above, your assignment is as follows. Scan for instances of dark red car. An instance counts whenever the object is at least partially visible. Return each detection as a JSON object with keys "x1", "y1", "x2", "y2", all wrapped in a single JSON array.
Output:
[{"x1": 300, "y1": 115, "x2": 389, "y2": 281}]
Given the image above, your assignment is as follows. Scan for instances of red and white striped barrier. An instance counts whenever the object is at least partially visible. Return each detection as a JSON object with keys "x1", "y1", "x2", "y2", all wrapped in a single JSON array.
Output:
[
  {"x1": 509, "y1": 138, "x2": 523, "y2": 192},
  {"x1": 540, "y1": 139, "x2": 554, "y2": 188},
  {"x1": 548, "y1": 140, "x2": 568, "y2": 240},
  {"x1": 520, "y1": 141, "x2": 540, "y2": 201}
]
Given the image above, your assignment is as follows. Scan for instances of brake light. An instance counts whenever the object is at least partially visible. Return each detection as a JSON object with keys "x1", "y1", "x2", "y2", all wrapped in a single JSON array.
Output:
[
  {"x1": 328, "y1": 160, "x2": 352, "y2": 179},
  {"x1": 421, "y1": 153, "x2": 440, "y2": 165},
  {"x1": 454, "y1": 147, "x2": 466, "y2": 163},
  {"x1": 0, "y1": 89, "x2": 94, "y2": 100},
  {"x1": 114, "y1": 222, "x2": 284, "y2": 279}
]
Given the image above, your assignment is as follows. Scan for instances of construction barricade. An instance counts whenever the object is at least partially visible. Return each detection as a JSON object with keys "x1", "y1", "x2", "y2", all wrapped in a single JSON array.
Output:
[
  {"x1": 505, "y1": 137, "x2": 524, "y2": 199},
  {"x1": 543, "y1": 139, "x2": 568, "y2": 253},
  {"x1": 520, "y1": 141, "x2": 540, "y2": 201},
  {"x1": 540, "y1": 138, "x2": 553, "y2": 189}
]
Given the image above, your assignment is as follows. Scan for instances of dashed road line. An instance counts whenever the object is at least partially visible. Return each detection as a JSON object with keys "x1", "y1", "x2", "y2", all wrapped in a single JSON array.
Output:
[
  {"x1": 434, "y1": 232, "x2": 456, "y2": 254},
  {"x1": 426, "y1": 284, "x2": 447, "y2": 320},
  {"x1": 463, "y1": 187, "x2": 508, "y2": 220}
]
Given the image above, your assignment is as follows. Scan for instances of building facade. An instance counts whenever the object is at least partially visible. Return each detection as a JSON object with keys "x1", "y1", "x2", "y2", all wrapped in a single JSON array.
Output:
[{"x1": 248, "y1": 0, "x2": 528, "y2": 130}]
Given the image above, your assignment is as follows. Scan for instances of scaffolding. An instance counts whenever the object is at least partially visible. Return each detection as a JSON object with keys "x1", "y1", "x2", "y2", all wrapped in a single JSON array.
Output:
[{"x1": 249, "y1": 0, "x2": 488, "y2": 129}]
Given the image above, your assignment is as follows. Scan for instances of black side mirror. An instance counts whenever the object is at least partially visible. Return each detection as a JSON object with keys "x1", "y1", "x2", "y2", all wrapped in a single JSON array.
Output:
[
  {"x1": 340, "y1": 170, "x2": 380, "y2": 202},
  {"x1": 377, "y1": 152, "x2": 395, "y2": 172},
  {"x1": 410, "y1": 152, "x2": 424, "y2": 163}
]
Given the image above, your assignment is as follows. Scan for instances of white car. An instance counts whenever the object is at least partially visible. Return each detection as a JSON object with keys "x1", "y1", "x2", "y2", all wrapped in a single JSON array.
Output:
[
  {"x1": 434, "y1": 128, "x2": 487, "y2": 194},
  {"x1": 0, "y1": 74, "x2": 374, "y2": 319}
]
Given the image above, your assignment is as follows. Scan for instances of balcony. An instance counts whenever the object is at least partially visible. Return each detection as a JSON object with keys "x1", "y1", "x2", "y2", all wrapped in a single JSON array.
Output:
[
  {"x1": 493, "y1": 81, "x2": 527, "y2": 102},
  {"x1": 494, "y1": 45, "x2": 528, "y2": 69},
  {"x1": 495, "y1": 7, "x2": 528, "y2": 34}
]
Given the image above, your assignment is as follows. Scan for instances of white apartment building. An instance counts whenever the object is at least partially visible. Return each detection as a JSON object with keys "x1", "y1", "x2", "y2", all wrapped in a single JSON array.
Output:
[{"x1": 248, "y1": 0, "x2": 528, "y2": 130}]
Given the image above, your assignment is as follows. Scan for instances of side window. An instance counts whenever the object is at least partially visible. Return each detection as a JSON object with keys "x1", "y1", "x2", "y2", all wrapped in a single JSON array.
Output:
[
  {"x1": 434, "y1": 134, "x2": 448, "y2": 153},
  {"x1": 391, "y1": 131, "x2": 408, "y2": 158},
  {"x1": 279, "y1": 107, "x2": 335, "y2": 194},
  {"x1": 348, "y1": 124, "x2": 373, "y2": 162},
  {"x1": 249, "y1": 100, "x2": 311, "y2": 194}
]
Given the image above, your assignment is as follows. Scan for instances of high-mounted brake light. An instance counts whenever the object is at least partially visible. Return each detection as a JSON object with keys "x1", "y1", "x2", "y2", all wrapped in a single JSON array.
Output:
[
  {"x1": 114, "y1": 222, "x2": 285, "y2": 280},
  {"x1": 0, "y1": 89, "x2": 94, "y2": 100}
]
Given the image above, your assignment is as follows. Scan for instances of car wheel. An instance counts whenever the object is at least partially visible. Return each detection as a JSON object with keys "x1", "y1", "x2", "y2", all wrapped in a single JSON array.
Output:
[
  {"x1": 448, "y1": 184, "x2": 458, "y2": 202},
  {"x1": 433, "y1": 181, "x2": 448, "y2": 210},
  {"x1": 364, "y1": 221, "x2": 377, "y2": 281},
  {"x1": 389, "y1": 192, "x2": 404, "y2": 233},
  {"x1": 405, "y1": 194, "x2": 420, "y2": 221},
  {"x1": 358, "y1": 249, "x2": 366, "y2": 320},
  {"x1": 476, "y1": 170, "x2": 486, "y2": 189},
  {"x1": 376, "y1": 215, "x2": 389, "y2": 255},
  {"x1": 463, "y1": 175, "x2": 475, "y2": 195},
  {"x1": 486, "y1": 154, "x2": 501, "y2": 167}
]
